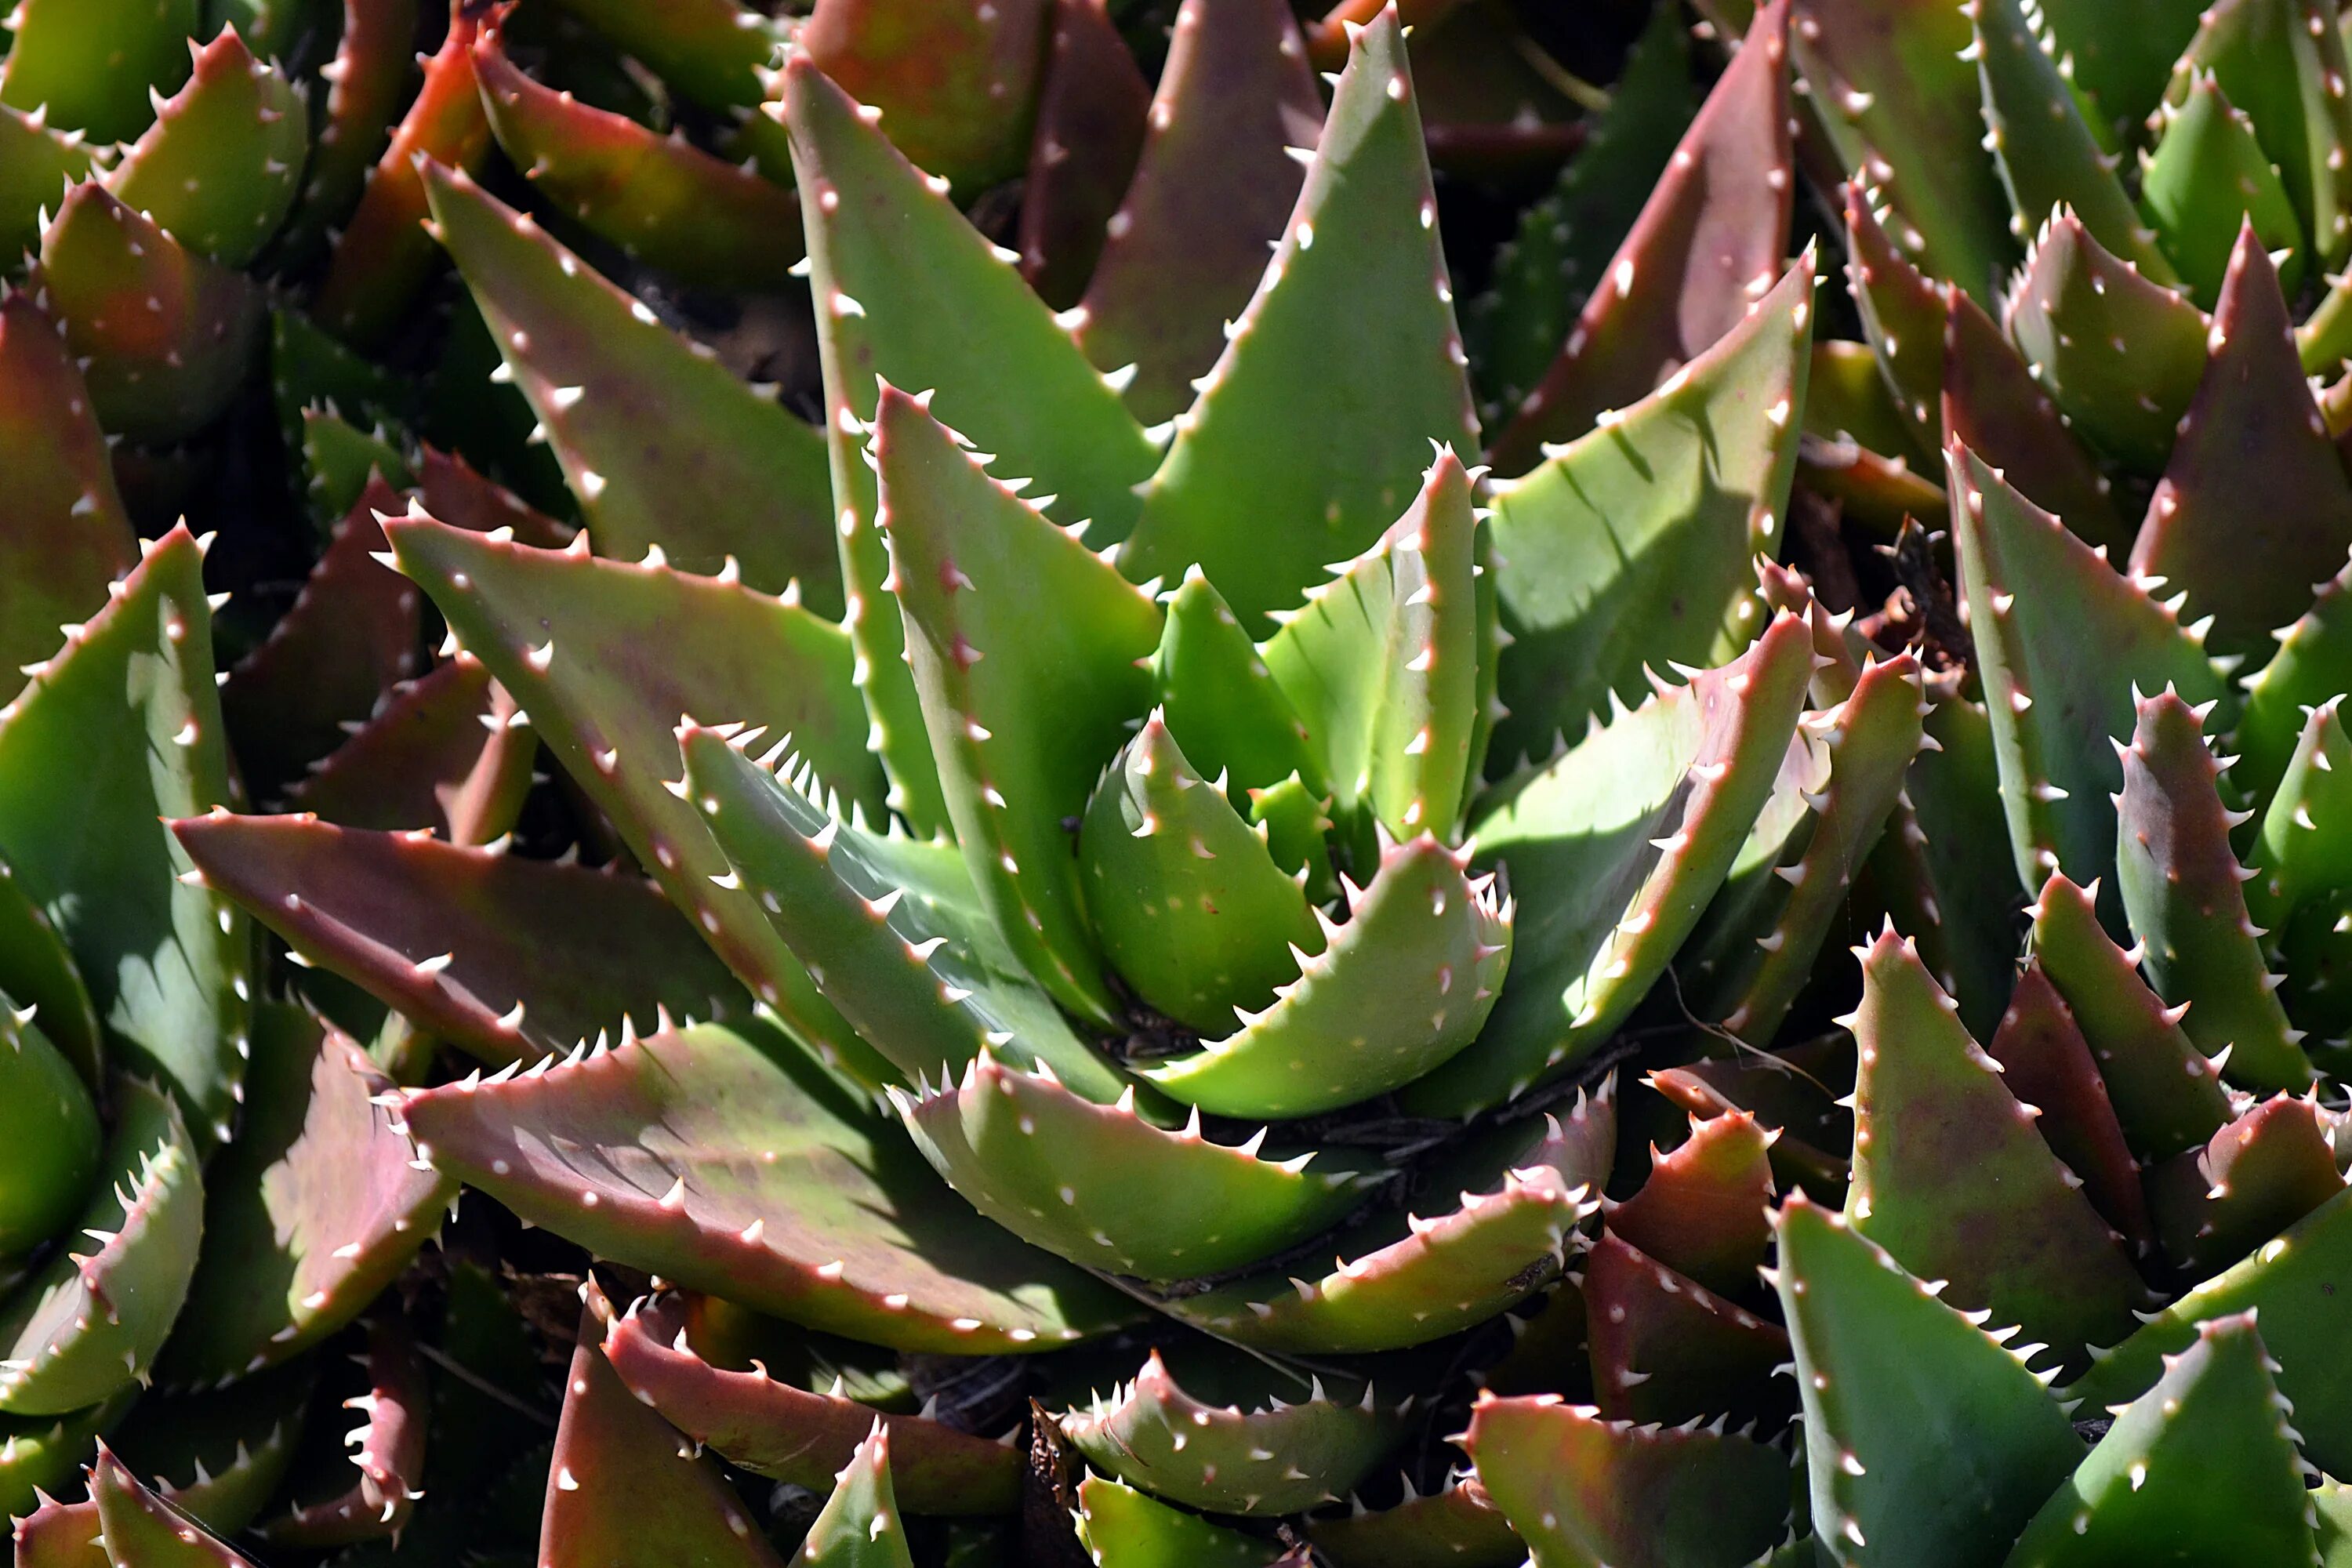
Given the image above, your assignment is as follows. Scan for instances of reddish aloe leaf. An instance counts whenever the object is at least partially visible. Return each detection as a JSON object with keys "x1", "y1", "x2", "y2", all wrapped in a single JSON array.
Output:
[
  {"x1": 602, "y1": 1292, "x2": 1020, "y2": 1514},
  {"x1": 2132, "y1": 222, "x2": 2352, "y2": 659},
  {"x1": 2147, "y1": 1092, "x2": 2347, "y2": 1276},
  {"x1": 796, "y1": 0, "x2": 1051, "y2": 192},
  {"x1": 1306, "y1": 1482, "x2": 1522, "y2": 1568},
  {"x1": 543, "y1": 1283, "x2": 786, "y2": 1568},
  {"x1": 1463, "y1": 1394, "x2": 1789, "y2": 1568},
  {"x1": 1487, "y1": 1, "x2": 1793, "y2": 472},
  {"x1": 1940, "y1": 286, "x2": 2126, "y2": 553},
  {"x1": 419, "y1": 163, "x2": 840, "y2": 608},
  {"x1": 281, "y1": 0, "x2": 421, "y2": 259},
  {"x1": 1842, "y1": 182, "x2": 1944, "y2": 457},
  {"x1": 89, "y1": 1446, "x2": 263, "y2": 1567},
  {"x1": 314, "y1": 2, "x2": 499, "y2": 347},
  {"x1": 222, "y1": 477, "x2": 423, "y2": 792},
  {"x1": 285, "y1": 655, "x2": 536, "y2": 846},
  {"x1": 0, "y1": 293, "x2": 136, "y2": 681},
  {"x1": 401, "y1": 1016, "x2": 1135, "y2": 1351},
  {"x1": 35, "y1": 183, "x2": 263, "y2": 445},
  {"x1": 173, "y1": 814, "x2": 748, "y2": 1069},
  {"x1": 1646, "y1": 1051, "x2": 1849, "y2": 1199},
  {"x1": 159, "y1": 1004, "x2": 451, "y2": 1385},
  {"x1": 474, "y1": 24, "x2": 804, "y2": 293},
  {"x1": 1016, "y1": 0, "x2": 1149, "y2": 311},
  {"x1": 415, "y1": 444, "x2": 572, "y2": 550},
  {"x1": 1985, "y1": 962, "x2": 2154, "y2": 1252},
  {"x1": 1846, "y1": 930, "x2": 2150, "y2": 1370},
  {"x1": 1584, "y1": 1229, "x2": 1788, "y2": 1428},
  {"x1": 1606, "y1": 1111, "x2": 1774, "y2": 1299},
  {"x1": 383, "y1": 516, "x2": 884, "y2": 1080},
  {"x1": 260, "y1": 1320, "x2": 428, "y2": 1547},
  {"x1": 9, "y1": 1490, "x2": 103, "y2": 1567},
  {"x1": 1072, "y1": 0, "x2": 1322, "y2": 425}
]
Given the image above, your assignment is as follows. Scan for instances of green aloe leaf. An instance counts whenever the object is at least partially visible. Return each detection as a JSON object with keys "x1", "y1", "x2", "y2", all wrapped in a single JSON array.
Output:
[{"x1": 105, "y1": 26, "x2": 306, "y2": 268}]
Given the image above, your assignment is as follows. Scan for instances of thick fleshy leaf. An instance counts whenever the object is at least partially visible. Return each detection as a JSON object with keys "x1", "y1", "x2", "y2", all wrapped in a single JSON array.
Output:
[
  {"x1": 1607, "y1": 1110, "x2": 1775, "y2": 1298},
  {"x1": 897, "y1": 1047, "x2": 1374, "y2": 1279},
  {"x1": 2147, "y1": 1093, "x2": 2346, "y2": 1275},
  {"x1": 1700, "y1": 652, "x2": 1929, "y2": 1046},
  {"x1": 602, "y1": 1292, "x2": 1020, "y2": 1514},
  {"x1": 1162, "y1": 1160, "x2": 1592, "y2": 1352},
  {"x1": 222, "y1": 479, "x2": 422, "y2": 789},
  {"x1": 1940, "y1": 287, "x2": 2126, "y2": 553},
  {"x1": 541, "y1": 1287, "x2": 785, "y2": 1568},
  {"x1": 1842, "y1": 183, "x2": 1944, "y2": 457},
  {"x1": 158, "y1": 1006, "x2": 452, "y2": 1384},
  {"x1": 783, "y1": 53, "x2": 1157, "y2": 831},
  {"x1": 1773, "y1": 1193, "x2": 2085, "y2": 1568},
  {"x1": 1307, "y1": 1483, "x2": 1521, "y2": 1568},
  {"x1": 0, "y1": 528, "x2": 245, "y2": 1138},
  {"x1": 2065, "y1": 1184, "x2": 2352, "y2": 1475},
  {"x1": 1148, "y1": 568, "x2": 1319, "y2": 799},
  {"x1": 88, "y1": 1446, "x2": 261, "y2": 1567},
  {"x1": 280, "y1": 0, "x2": 419, "y2": 259},
  {"x1": 1138, "y1": 834, "x2": 1510, "y2": 1119},
  {"x1": 384, "y1": 517, "x2": 883, "y2": 1078},
  {"x1": 1972, "y1": 0, "x2": 2176, "y2": 281},
  {"x1": 1844, "y1": 929, "x2": 2147, "y2": 1368},
  {"x1": 106, "y1": 27, "x2": 306, "y2": 268},
  {"x1": 419, "y1": 163, "x2": 837, "y2": 606},
  {"x1": 1463, "y1": 1394, "x2": 1789, "y2": 1568},
  {"x1": 35, "y1": 183, "x2": 262, "y2": 444},
  {"x1": 0, "y1": 293, "x2": 137, "y2": 680},
  {"x1": 799, "y1": 1418, "x2": 913, "y2": 1568},
  {"x1": 543, "y1": 0, "x2": 778, "y2": 117},
  {"x1": 1795, "y1": 1, "x2": 2015, "y2": 297},
  {"x1": 2143, "y1": 74, "x2": 2304, "y2": 308},
  {"x1": 2010, "y1": 1312, "x2": 2314, "y2": 1565},
  {"x1": 2250, "y1": 699, "x2": 2352, "y2": 942},
  {"x1": 474, "y1": 27, "x2": 803, "y2": 292},
  {"x1": 2162, "y1": 0, "x2": 2352, "y2": 270},
  {"x1": 1070, "y1": 0, "x2": 1319, "y2": 425},
  {"x1": 1486, "y1": 253, "x2": 1812, "y2": 770},
  {"x1": 401, "y1": 1016, "x2": 1134, "y2": 1351},
  {"x1": 0, "y1": 0, "x2": 198, "y2": 143},
  {"x1": 0, "y1": 1079, "x2": 201, "y2": 1416},
  {"x1": 1014, "y1": 0, "x2": 1148, "y2": 311},
  {"x1": 795, "y1": 0, "x2": 1048, "y2": 193},
  {"x1": 1487, "y1": 1, "x2": 1791, "y2": 470},
  {"x1": 681, "y1": 727, "x2": 1127, "y2": 1103},
  {"x1": 1114, "y1": 9, "x2": 1480, "y2": 631},
  {"x1": 173, "y1": 814, "x2": 749, "y2": 1071},
  {"x1": 0, "y1": 105, "x2": 98, "y2": 266},
  {"x1": 2131, "y1": 223, "x2": 2352, "y2": 659},
  {"x1": 1076, "y1": 713, "x2": 1323, "y2": 1035},
  {"x1": 1985, "y1": 962, "x2": 2154, "y2": 1250},
  {"x1": 1061, "y1": 1350, "x2": 1398, "y2": 1516},
  {"x1": 1466, "y1": 2, "x2": 1692, "y2": 426},
  {"x1": 875, "y1": 383, "x2": 1163, "y2": 1026},
  {"x1": 1075, "y1": 1475, "x2": 1282, "y2": 1568},
  {"x1": 2115, "y1": 688, "x2": 2311, "y2": 1087},
  {"x1": 1583, "y1": 1229, "x2": 1789, "y2": 1426},
  {"x1": 283, "y1": 655, "x2": 535, "y2": 844},
  {"x1": 2028, "y1": 0, "x2": 2208, "y2": 135},
  {"x1": 1262, "y1": 450, "x2": 1483, "y2": 840},
  {"x1": 2238, "y1": 554, "x2": 2352, "y2": 808},
  {"x1": 0, "y1": 1007, "x2": 99, "y2": 1260},
  {"x1": 1947, "y1": 440, "x2": 2227, "y2": 912},
  {"x1": 260, "y1": 1319, "x2": 427, "y2": 1547},
  {"x1": 2002, "y1": 208, "x2": 2209, "y2": 476},
  {"x1": 1403, "y1": 613, "x2": 1815, "y2": 1116},
  {"x1": 2030, "y1": 871, "x2": 2232, "y2": 1162},
  {"x1": 312, "y1": 9, "x2": 496, "y2": 347},
  {"x1": 0, "y1": 1392, "x2": 131, "y2": 1529},
  {"x1": 103, "y1": 1363, "x2": 310, "y2": 1535}
]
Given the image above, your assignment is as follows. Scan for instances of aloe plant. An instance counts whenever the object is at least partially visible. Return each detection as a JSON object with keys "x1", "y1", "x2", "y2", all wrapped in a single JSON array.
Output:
[{"x1": 6, "y1": 0, "x2": 2352, "y2": 1563}]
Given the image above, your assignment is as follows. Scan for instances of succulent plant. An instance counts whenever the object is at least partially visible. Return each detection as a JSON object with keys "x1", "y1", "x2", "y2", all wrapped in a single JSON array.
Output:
[{"x1": 7, "y1": 0, "x2": 2352, "y2": 1563}]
